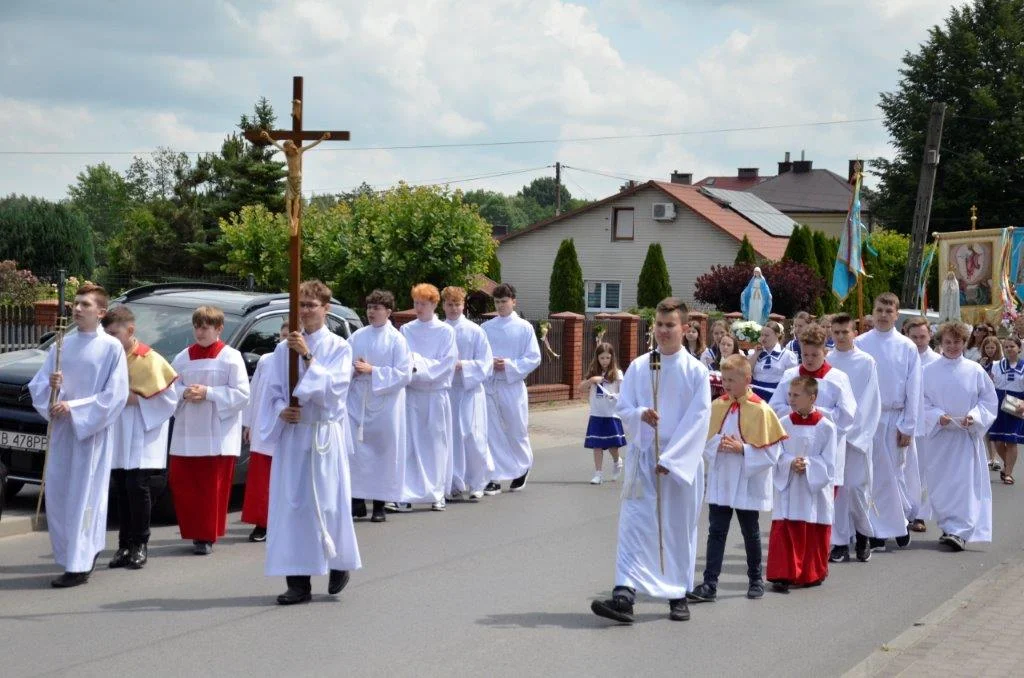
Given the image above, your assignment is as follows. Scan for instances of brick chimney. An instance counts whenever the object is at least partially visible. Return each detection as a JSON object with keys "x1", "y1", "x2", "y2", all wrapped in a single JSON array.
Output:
[
  {"x1": 793, "y1": 159, "x2": 813, "y2": 173},
  {"x1": 737, "y1": 167, "x2": 759, "y2": 179},
  {"x1": 670, "y1": 171, "x2": 692, "y2": 185},
  {"x1": 777, "y1": 151, "x2": 793, "y2": 175}
]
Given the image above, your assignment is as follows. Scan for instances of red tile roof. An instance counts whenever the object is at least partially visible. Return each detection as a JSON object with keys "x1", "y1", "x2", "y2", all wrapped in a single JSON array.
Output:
[{"x1": 499, "y1": 180, "x2": 789, "y2": 260}]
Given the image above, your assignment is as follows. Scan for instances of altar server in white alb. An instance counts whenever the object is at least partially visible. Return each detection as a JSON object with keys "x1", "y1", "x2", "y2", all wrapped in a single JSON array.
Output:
[
  {"x1": 29, "y1": 284, "x2": 129, "y2": 588},
  {"x1": 102, "y1": 306, "x2": 178, "y2": 570},
  {"x1": 169, "y1": 306, "x2": 250, "y2": 556},
  {"x1": 481, "y1": 283, "x2": 541, "y2": 494},
  {"x1": 902, "y1": 316, "x2": 938, "y2": 532},
  {"x1": 348, "y1": 289, "x2": 411, "y2": 523},
  {"x1": 259, "y1": 280, "x2": 361, "y2": 604},
  {"x1": 825, "y1": 313, "x2": 881, "y2": 564},
  {"x1": 591, "y1": 298, "x2": 711, "y2": 625},
  {"x1": 919, "y1": 321, "x2": 998, "y2": 552},
  {"x1": 399, "y1": 284, "x2": 458, "y2": 511},
  {"x1": 748, "y1": 320, "x2": 798, "y2": 402},
  {"x1": 442, "y1": 285, "x2": 494, "y2": 500},
  {"x1": 241, "y1": 320, "x2": 288, "y2": 543},
  {"x1": 856, "y1": 293, "x2": 921, "y2": 551},
  {"x1": 769, "y1": 324, "x2": 856, "y2": 482}
]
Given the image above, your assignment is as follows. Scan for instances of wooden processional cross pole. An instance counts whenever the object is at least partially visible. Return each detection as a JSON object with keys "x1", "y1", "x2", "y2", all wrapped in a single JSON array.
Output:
[{"x1": 243, "y1": 76, "x2": 349, "y2": 405}]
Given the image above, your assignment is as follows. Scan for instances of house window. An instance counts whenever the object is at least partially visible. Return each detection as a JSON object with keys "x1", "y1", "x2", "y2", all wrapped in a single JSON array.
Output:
[
  {"x1": 586, "y1": 281, "x2": 622, "y2": 312},
  {"x1": 612, "y1": 208, "x2": 634, "y2": 241}
]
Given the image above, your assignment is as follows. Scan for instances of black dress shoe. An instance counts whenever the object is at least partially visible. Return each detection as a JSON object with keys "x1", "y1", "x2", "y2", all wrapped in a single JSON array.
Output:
[
  {"x1": 669, "y1": 598, "x2": 691, "y2": 621},
  {"x1": 51, "y1": 572, "x2": 89, "y2": 588},
  {"x1": 277, "y1": 576, "x2": 312, "y2": 605},
  {"x1": 127, "y1": 544, "x2": 148, "y2": 570},
  {"x1": 352, "y1": 498, "x2": 368, "y2": 519},
  {"x1": 895, "y1": 532, "x2": 911, "y2": 548},
  {"x1": 108, "y1": 548, "x2": 131, "y2": 569},
  {"x1": 590, "y1": 596, "x2": 634, "y2": 623},
  {"x1": 328, "y1": 569, "x2": 350, "y2": 595},
  {"x1": 248, "y1": 526, "x2": 267, "y2": 542},
  {"x1": 370, "y1": 500, "x2": 386, "y2": 523}
]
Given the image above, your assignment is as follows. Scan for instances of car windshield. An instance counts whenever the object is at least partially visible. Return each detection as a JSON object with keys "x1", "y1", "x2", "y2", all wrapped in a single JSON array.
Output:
[{"x1": 123, "y1": 303, "x2": 243, "y2": 358}]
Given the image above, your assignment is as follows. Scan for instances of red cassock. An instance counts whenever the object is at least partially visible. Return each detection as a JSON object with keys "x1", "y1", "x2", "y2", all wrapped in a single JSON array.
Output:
[
  {"x1": 766, "y1": 519, "x2": 831, "y2": 586},
  {"x1": 241, "y1": 451, "x2": 272, "y2": 528},
  {"x1": 170, "y1": 455, "x2": 235, "y2": 541}
]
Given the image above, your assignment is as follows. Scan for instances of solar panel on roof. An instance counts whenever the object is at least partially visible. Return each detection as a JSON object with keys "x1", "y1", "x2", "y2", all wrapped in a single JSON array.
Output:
[{"x1": 698, "y1": 187, "x2": 797, "y2": 237}]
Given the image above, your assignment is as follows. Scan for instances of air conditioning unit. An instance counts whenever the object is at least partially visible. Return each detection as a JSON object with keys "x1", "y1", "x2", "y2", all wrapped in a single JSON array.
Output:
[{"x1": 652, "y1": 202, "x2": 676, "y2": 221}]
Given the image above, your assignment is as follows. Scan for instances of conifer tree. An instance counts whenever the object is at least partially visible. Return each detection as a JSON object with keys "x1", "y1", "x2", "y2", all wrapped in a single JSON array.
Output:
[
  {"x1": 548, "y1": 238, "x2": 585, "y2": 314},
  {"x1": 637, "y1": 242, "x2": 673, "y2": 308}
]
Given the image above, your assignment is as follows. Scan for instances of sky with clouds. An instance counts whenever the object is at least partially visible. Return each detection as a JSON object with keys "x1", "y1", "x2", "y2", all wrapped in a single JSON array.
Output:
[{"x1": 0, "y1": 0, "x2": 960, "y2": 202}]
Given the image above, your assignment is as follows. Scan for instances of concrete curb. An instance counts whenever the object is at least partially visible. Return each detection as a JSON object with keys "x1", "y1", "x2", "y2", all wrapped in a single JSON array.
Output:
[
  {"x1": 0, "y1": 514, "x2": 35, "y2": 539},
  {"x1": 842, "y1": 556, "x2": 1017, "y2": 676}
]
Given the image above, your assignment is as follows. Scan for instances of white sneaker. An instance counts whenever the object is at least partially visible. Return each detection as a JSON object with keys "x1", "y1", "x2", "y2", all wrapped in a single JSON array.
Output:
[
  {"x1": 431, "y1": 498, "x2": 446, "y2": 511},
  {"x1": 612, "y1": 459, "x2": 624, "y2": 481},
  {"x1": 590, "y1": 471, "x2": 603, "y2": 485},
  {"x1": 469, "y1": 490, "x2": 484, "y2": 500}
]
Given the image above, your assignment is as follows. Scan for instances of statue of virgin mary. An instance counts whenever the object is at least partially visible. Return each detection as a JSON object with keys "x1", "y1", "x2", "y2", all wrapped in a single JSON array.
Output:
[{"x1": 741, "y1": 266, "x2": 772, "y2": 325}]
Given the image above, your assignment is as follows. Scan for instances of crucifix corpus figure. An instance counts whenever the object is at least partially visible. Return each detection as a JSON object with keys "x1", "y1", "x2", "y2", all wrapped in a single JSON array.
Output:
[{"x1": 261, "y1": 119, "x2": 330, "y2": 236}]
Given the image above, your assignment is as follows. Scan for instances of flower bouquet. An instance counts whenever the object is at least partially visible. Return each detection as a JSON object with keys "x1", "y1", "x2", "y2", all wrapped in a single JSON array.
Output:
[{"x1": 731, "y1": 320, "x2": 762, "y2": 352}]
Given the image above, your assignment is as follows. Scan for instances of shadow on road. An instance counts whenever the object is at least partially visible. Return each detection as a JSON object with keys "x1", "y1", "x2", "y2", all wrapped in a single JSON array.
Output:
[
  {"x1": 477, "y1": 611, "x2": 665, "y2": 629},
  {"x1": 100, "y1": 595, "x2": 273, "y2": 612}
]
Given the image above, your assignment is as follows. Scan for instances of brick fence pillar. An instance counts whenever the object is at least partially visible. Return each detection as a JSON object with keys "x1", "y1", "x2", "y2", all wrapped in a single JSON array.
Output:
[
  {"x1": 611, "y1": 312, "x2": 640, "y2": 365},
  {"x1": 551, "y1": 311, "x2": 584, "y2": 398},
  {"x1": 391, "y1": 308, "x2": 417, "y2": 329}
]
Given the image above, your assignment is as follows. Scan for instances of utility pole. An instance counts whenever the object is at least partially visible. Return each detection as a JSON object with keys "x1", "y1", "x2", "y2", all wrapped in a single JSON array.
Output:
[
  {"x1": 901, "y1": 101, "x2": 946, "y2": 309},
  {"x1": 555, "y1": 161, "x2": 562, "y2": 216}
]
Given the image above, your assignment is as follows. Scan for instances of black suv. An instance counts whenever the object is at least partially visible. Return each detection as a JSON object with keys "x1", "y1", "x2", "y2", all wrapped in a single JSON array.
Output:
[{"x1": 0, "y1": 283, "x2": 362, "y2": 521}]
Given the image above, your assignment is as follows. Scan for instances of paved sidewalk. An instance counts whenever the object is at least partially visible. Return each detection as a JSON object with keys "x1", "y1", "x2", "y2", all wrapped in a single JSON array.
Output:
[{"x1": 846, "y1": 549, "x2": 1024, "y2": 677}]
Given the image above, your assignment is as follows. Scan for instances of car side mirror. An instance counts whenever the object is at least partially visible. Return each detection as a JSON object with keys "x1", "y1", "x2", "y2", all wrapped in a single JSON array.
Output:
[
  {"x1": 243, "y1": 352, "x2": 261, "y2": 376},
  {"x1": 39, "y1": 331, "x2": 56, "y2": 345}
]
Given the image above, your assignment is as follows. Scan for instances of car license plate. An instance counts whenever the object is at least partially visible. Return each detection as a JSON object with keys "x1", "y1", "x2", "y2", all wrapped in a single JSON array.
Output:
[{"x1": 0, "y1": 429, "x2": 47, "y2": 452}]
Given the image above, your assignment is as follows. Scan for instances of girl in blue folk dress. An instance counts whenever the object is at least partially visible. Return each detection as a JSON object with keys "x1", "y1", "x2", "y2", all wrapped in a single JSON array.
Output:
[
  {"x1": 989, "y1": 337, "x2": 1024, "y2": 485},
  {"x1": 749, "y1": 321, "x2": 798, "y2": 402},
  {"x1": 578, "y1": 343, "x2": 626, "y2": 485}
]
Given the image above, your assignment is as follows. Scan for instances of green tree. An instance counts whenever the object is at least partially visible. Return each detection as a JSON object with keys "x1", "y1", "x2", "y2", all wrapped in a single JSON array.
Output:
[
  {"x1": 519, "y1": 176, "x2": 572, "y2": 211},
  {"x1": 637, "y1": 242, "x2": 673, "y2": 308},
  {"x1": 734, "y1": 235, "x2": 757, "y2": 265},
  {"x1": 464, "y1": 189, "x2": 532, "y2": 234},
  {"x1": 838, "y1": 228, "x2": 911, "y2": 315},
  {"x1": 548, "y1": 238, "x2": 585, "y2": 314},
  {"x1": 485, "y1": 246, "x2": 502, "y2": 282},
  {"x1": 783, "y1": 225, "x2": 820, "y2": 275},
  {"x1": 106, "y1": 206, "x2": 178, "y2": 280},
  {"x1": 873, "y1": 0, "x2": 1024, "y2": 234},
  {"x1": 0, "y1": 195, "x2": 95, "y2": 276},
  {"x1": 67, "y1": 163, "x2": 130, "y2": 263},
  {"x1": 307, "y1": 184, "x2": 495, "y2": 307},
  {"x1": 216, "y1": 204, "x2": 291, "y2": 289},
  {"x1": 812, "y1": 230, "x2": 839, "y2": 311}
]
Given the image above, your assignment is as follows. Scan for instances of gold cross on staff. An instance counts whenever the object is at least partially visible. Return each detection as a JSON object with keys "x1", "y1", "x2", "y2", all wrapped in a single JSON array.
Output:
[{"x1": 242, "y1": 76, "x2": 349, "y2": 405}]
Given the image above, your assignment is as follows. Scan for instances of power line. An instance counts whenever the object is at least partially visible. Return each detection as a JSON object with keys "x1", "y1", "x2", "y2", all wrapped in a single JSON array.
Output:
[
  {"x1": 0, "y1": 117, "x2": 884, "y2": 157},
  {"x1": 304, "y1": 164, "x2": 552, "y2": 195}
]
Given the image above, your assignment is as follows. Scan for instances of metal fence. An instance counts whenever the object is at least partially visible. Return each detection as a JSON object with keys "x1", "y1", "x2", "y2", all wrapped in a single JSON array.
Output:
[
  {"x1": 0, "y1": 306, "x2": 52, "y2": 353},
  {"x1": 526, "y1": 318, "x2": 564, "y2": 387}
]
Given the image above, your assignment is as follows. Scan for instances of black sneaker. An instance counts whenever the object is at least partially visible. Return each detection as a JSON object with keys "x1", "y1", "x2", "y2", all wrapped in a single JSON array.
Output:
[
  {"x1": 895, "y1": 532, "x2": 911, "y2": 549},
  {"x1": 946, "y1": 534, "x2": 966, "y2": 552},
  {"x1": 352, "y1": 498, "x2": 368, "y2": 519},
  {"x1": 483, "y1": 481, "x2": 502, "y2": 496},
  {"x1": 591, "y1": 596, "x2": 634, "y2": 623},
  {"x1": 686, "y1": 582, "x2": 717, "y2": 603},
  {"x1": 829, "y1": 545, "x2": 850, "y2": 563},
  {"x1": 869, "y1": 537, "x2": 886, "y2": 552},
  {"x1": 668, "y1": 598, "x2": 690, "y2": 621},
  {"x1": 509, "y1": 471, "x2": 529, "y2": 492},
  {"x1": 248, "y1": 526, "x2": 267, "y2": 542},
  {"x1": 771, "y1": 581, "x2": 790, "y2": 594},
  {"x1": 193, "y1": 541, "x2": 214, "y2": 555},
  {"x1": 747, "y1": 580, "x2": 765, "y2": 599},
  {"x1": 108, "y1": 548, "x2": 131, "y2": 569},
  {"x1": 51, "y1": 572, "x2": 89, "y2": 588},
  {"x1": 855, "y1": 533, "x2": 871, "y2": 562},
  {"x1": 370, "y1": 500, "x2": 386, "y2": 523}
]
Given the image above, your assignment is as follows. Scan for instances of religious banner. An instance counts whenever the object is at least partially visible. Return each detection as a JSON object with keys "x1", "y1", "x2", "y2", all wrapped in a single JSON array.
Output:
[
  {"x1": 1009, "y1": 227, "x2": 1024, "y2": 301},
  {"x1": 933, "y1": 227, "x2": 1002, "y2": 326}
]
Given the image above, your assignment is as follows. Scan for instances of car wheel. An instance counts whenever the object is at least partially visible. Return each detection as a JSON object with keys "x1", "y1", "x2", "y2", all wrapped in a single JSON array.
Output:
[{"x1": 3, "y1": 479, "x2": 24, "y2": 498}]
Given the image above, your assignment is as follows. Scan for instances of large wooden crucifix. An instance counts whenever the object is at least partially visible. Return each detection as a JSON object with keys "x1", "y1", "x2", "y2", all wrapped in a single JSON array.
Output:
[{"x1": 243, "y1": 76, "x2": 349, "y2": 404}]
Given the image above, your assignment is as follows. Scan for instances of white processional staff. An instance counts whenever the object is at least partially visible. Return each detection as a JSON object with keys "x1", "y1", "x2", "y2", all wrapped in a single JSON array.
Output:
[
  {"x1": 34, "y1": 315, "x2": 69, "y2": 531},
  {"x1": 649, "y1": 349, "x2": 664, "y2": 574}
]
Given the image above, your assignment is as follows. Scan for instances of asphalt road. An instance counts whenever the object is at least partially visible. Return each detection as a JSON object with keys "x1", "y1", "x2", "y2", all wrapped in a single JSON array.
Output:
[{"x1": 1, "y1": 404, "x2": 1021, "y2": 678}]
